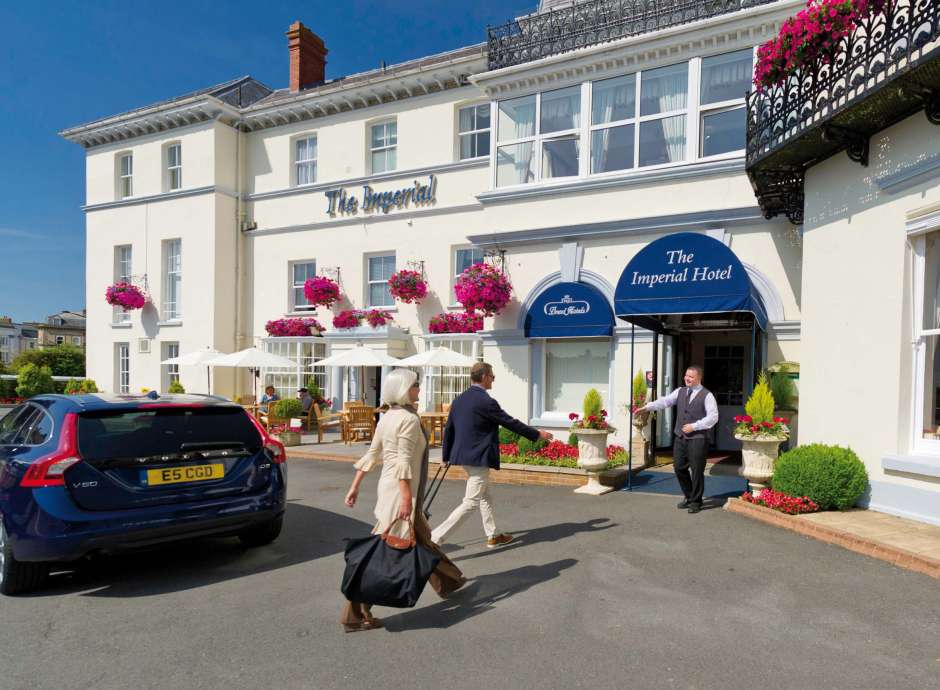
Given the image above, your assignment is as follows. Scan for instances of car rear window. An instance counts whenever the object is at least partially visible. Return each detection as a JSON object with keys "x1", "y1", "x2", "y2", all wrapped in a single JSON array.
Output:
[{"x1": 77, "y1": 406, "x2": 262, "y2": 459}]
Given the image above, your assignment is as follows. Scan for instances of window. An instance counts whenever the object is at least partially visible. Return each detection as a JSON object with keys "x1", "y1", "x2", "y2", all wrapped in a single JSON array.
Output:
[
  {"x1": 116, "y1": 343, "x2": 130, "y2": 394},
  {"x1": 295, "y1": 136, "x2": 317, "y2": 186},
  {"x1": 163, "y1": 239, "x2": 182, "y2": 321},
  {"x1": 262, "y1": 340, "x2": 328, "y2": 401},
  {"x1": 162, "y1": 342, "x2": 180, "y2": 392},
  {"x1": 913, "y1": 230, "x2": 940, "y2": 449},
  {"x1": 166, "y1": 143, "x2": 182, "y2": 191},
  {"x1": 496, "y1": 86, "x2": 581, "y2": 187},
  {"x1": 544, "y1": 339, "x2": 610, "y2": 413},
  {"x1": 591, "y1": 75, "x2": 636, "y2": 174},
  {"x1": 426, "y1": 338, "x2": 482, "y2": 409},
  {"x1": 370, "y1": 122, "x2": 397, "y2": 174},
  {"x1": 114, "y1": 245, "x2": 132, "y2": 323},
  {"x1": 71, "y1": 336, "x2": 81, "y2": 346},
  {"x1": 55, "y1": 336, "x2": 65, "y2": 345},
  {"x1": 638, "y1": 63, "x2": 688, "y2": 167},
  {"x1": 458, "y1": 104, "x2": 491, "y2": 160},
  {"x1": 703, "y1": 345, "x2": 745, "y2": 405},
  {"x1": 367, "y1": 254, "x2": 395, "y2": 307},
  {"x1": 118, "y1": 153, "x2": 133, "y2": 198},
  {"x1": 699, "y1": 49, "x2": 753, "y2": 157},
  {"x1": 290, "y1": 260, "x2": 317, "y2": 312},
  {"x1": 453, "y1": 247, "x2": 484, "y2": 303},
  {"x1": 0, "y1": 335, "x2": 9, "y2": 364}
]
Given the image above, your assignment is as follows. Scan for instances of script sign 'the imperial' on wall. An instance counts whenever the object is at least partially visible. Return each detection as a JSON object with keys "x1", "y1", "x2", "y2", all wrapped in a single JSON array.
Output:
[{"x1": 324, "y1": 175, "x2": 436, "y2": 216}]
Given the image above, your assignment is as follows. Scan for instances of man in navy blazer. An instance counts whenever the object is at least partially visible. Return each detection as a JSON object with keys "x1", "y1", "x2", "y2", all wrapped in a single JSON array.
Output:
[{"x1": 431, "y1": 362, "x2": 552, "y2": 548}]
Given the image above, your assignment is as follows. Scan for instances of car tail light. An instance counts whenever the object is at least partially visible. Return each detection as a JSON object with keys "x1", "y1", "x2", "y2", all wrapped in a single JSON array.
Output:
[
  {"x1": 21, "y1": 413, "x2": 82, "y2": 488},
  {"x1": 246, "y1": 412, "x2": 287, "y2": 464}
]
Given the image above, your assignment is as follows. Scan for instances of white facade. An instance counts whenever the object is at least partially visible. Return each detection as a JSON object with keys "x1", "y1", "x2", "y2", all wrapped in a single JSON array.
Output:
[{"x1": 65, "y1": 4, "x2": 808, "y2": 468}]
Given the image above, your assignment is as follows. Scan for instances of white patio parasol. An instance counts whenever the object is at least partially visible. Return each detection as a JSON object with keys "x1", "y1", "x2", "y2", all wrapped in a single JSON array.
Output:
[
  {"x1": 207, "y1": 347, "x2": 297, "y2": 401},
  {"x1": 316, "y1": 345, "x2": 401, "y2": 403},
  {"x1": 160, "y1": 346, "x2": 224, "y2": 393},
  {"x1": 397, "y1": 346, "x2": 478, "y2": 368}
]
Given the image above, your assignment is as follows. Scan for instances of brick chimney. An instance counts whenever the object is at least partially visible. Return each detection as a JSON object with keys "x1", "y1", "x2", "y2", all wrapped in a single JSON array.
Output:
[{"x1": 286, "y1": 21, "x2": 327, "y2": 92}]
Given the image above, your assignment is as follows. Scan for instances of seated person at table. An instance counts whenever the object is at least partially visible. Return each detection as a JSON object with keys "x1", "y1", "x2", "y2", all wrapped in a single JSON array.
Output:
[
  {"x1": 259, "y1": 385, "x2": 279, "y2": 413},
  {"x1": 298, "y1": 387, "x2": 314, "y2": 413}
]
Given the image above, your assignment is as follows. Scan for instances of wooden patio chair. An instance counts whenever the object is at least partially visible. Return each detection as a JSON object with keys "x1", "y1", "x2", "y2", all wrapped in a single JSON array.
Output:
[
  {"x1": 345, "y1": 405, "x2": 376, "y2": 445},
  {"x1": 313, "y1": 404, "x2": 346, "y2": 444}
]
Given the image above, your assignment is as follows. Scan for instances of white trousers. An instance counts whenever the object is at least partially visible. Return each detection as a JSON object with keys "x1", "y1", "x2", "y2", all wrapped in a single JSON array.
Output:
[{"x1": 431, "y1": 466, "x2": 498, "y2": 544}]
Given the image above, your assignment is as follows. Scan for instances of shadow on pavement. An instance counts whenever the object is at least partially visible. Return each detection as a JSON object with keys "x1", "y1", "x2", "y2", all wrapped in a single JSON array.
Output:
[
  {"x1": 382, "y1": 558, "x2": 578, "y2": 631},
  {"x1": 450, "y1": 518, "x2": 615, "y2": 563},
  {"x1": 29, "y1": 502, "x2": 370, "y2": 598}
]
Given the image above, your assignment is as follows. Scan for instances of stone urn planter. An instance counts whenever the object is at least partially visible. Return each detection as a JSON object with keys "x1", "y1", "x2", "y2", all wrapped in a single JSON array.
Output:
[
  {"x1": 273, "y1": 430, "x2": 302, "y2": 447},
  {"x1": 573, "y1": 428, "x2": 613, "y2": 495},
  {"x1": 631, "y1": 408, "x2": 653, "y2": 469},
  {"x1": 736, "y1": 436, "x2": 782, "y2": 492}
]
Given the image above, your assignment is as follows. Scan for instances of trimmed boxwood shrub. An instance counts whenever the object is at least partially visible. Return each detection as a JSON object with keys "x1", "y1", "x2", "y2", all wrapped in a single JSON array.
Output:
[
  {"x1": 498, "y1": 427, "x2": 520, "y2": 445},
  {"x1": 167, "y1": 381, "x2": 186, "y2": 394},
  {"x1": 272, "y1": 398, "x2": 304, "y2": 419},
  {"x1": 772, "y1": 444, "x2": 868, "y2": 511},
  {"x1": 517, "y1": 436, "x2": 548, "y2": 455}
]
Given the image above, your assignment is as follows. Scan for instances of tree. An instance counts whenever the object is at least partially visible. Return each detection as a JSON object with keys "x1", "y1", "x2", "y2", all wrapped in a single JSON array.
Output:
[
  {"x1": 16, "y1": 364, "x2": 55, "y2": 398},
  {"x1": 12, "y1": 344, "x2": 85, "y2": 377}
]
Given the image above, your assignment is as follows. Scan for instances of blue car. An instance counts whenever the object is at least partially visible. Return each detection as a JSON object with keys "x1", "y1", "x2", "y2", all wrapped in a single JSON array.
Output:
[{"x1": 0, "y1": 393, "x2": 287, "y2": 594}]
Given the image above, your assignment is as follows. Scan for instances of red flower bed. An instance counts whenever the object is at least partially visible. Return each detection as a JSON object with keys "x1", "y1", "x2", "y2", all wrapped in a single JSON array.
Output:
[
  {"x1": 265, "y1": 317, "x2": 324, "y2": 337},
  {"x1": 428, "y1": 311, "x2": 483, "y2": 334},
  {"x1": 741, "y1": 488, "x2": 820, "y2": 515},
  {"x1": 105, "y1": 282, "x2": 147, "y2": 310},
  {"x1": 453, "y1": 263, "x2": 512, "y2": 316},
  {"x1": 303, "y1": 276, "x2": 341, "y2": 307},
  {"x1": 387, "y1": 269, "x2": 428, "y2": 304},
  {"x1": 332, "y1": 309, "x2": 394, "y2": 329}
]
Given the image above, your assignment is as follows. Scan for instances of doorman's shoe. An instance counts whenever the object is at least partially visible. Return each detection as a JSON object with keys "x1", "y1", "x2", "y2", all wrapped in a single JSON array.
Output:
[
  {"x1": 677, "y1": 499, "x2": 690, "y2": 509},
  {"x1": 486, "y1": 533, "x2": 514, "y2": 548},
  {"x1": 687, "y1": 504, "x2": 702, "y2": 514}
]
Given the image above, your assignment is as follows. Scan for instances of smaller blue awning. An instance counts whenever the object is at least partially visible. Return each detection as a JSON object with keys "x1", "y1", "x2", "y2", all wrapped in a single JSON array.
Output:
[
  {"x1": 525, "y1": 282, "x2": 614, "y2": 338},
  {"x1": 614, "y1": 232, "x2": 768, "y2": 332}
]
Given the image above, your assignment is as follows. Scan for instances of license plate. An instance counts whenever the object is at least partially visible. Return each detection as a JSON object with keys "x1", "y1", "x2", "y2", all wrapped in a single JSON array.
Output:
[{"x1": 143, "y1": 464, "x2": 224, "y2": 486}]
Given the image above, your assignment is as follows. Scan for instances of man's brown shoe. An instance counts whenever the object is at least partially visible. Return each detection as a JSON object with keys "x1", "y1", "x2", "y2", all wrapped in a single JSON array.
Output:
[{"x1": 486, "y1": 533, "x2": 513, "y2": 548}]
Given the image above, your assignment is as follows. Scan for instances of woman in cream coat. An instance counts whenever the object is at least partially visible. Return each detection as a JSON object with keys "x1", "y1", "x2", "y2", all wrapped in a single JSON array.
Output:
[{"x1": 342, "y1": 368, "x2": 465, "y2": 632}]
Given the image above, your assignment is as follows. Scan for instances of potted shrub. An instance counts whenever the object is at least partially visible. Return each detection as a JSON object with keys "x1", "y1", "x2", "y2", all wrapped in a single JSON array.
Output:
[
  {"x1": 734, "y1": 373, "x2": 790, "y2": 492},
  {"x1": 270, "y1": 398, "x2": 304, "y2": 446},
  {"x1": 569, "y1": 388, "x2": 616, "y2": 495},
  {"x1": 630, "y1": 370, "x2": 651, "y2": 466},
  {"x1": 388, "y1": 269, "x2": 428, "y2": 304}
]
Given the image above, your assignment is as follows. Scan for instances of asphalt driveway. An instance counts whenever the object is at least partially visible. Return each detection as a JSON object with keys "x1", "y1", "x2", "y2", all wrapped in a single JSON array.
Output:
[{"x1": 1, "y1": 458, "x2": 937, "y2": 690}]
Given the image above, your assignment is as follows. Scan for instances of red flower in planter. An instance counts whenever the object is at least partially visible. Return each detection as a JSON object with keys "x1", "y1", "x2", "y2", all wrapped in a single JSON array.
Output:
[
  {"x1": 265, "y1": 317, "x2": 324, "y2": 337},
  {"x1": 428, "y1": 311, "x2": 483, "y2": 334}
]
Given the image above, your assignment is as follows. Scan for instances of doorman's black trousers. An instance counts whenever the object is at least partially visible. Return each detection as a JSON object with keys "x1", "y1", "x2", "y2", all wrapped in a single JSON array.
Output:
[{"x1": 673, "y1": 435, "x2": 707, "y2": 506}]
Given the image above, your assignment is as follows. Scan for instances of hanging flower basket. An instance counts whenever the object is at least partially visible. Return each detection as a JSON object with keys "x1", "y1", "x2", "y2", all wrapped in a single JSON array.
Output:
[
  {"x1": 753, "y1": 0, "x2": 891, "y2": 91},
  {"x1": 265, "y1": 317, "x2": 324, "y2": 337},
  {"x1": 428, "y1": 311, "x2": 483, "y2": 334},
  {"x1": 388, "y1": 269, "x2": 428, "y2": 304},
  {"x1": 454, "y1": 262, "x2": 512, "y2": 316},
  {"x1": 303, "y1": 276, "x2": 341, "y2": 307},
  {"x1": 332, "y1": 309, "x2": 394, "y2": 329},
  {"x1": 105, "y1": 282, "x2": 147, "y2": 311}
]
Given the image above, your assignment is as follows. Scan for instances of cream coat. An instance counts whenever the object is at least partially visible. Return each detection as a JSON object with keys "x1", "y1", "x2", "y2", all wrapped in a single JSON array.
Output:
[{"x1": 354, "y1": 406, "x2": 427, "y2": 540}]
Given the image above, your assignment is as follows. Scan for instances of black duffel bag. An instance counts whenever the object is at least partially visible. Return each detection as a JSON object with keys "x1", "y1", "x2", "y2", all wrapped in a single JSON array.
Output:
[{"x1": 341, "y1": 518, "x2": 441, "y2": 608}]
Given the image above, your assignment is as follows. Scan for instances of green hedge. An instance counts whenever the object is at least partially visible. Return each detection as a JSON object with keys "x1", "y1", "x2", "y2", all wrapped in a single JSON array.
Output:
[
  {"x1": 772, "y1": 444, "x2": 868, "y2": 510},
  {"x1": 517, "y1": 436, "x2": 548, "y2": 455},
  {"x1": 498, "y1": 427, "x2": 520, "y2": 445}
]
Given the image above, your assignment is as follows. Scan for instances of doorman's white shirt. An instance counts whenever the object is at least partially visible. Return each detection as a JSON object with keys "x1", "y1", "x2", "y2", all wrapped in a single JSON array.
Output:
[{"x1": 644, "y1": 385, "x2": 719, "y2": 431}]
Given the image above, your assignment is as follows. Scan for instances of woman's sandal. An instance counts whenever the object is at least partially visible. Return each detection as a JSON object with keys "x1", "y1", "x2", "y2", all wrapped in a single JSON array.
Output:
[{"x1": 342, "y1": 617, "x2": 384, "y2": 633}]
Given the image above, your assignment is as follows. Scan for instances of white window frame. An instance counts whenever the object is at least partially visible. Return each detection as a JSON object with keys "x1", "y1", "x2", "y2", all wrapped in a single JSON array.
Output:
[
  {"x1": 162, "y1": 239, "x2": 182, "y2": 322},
  {"x1": 457, "y1": 103, "x2": 491, "y2": 161},
  {"x1": 421, "y1": 336, "x2": 483, "y2": 411},
  {"x1": 535, "y1": 336, "x2": 614, "y2": 425},
  {"x1": 261, "y1": 339, "x2": 329, "y2": 402},
  {"x1": 451, "y1": 246, "x2": 485, "y2": 306},
  {"x1": 365, "y1": 253, "x2": 396, "y2": 308},
  {"x1": 293, "y1": 135, "x2": 317, "y2": 186},
  {"x1": 71, "y1": 336, "x2": 81, "y2": 346},
  {"x1": 161, "y1": 342, "x2": 180, "y2": 392},
  {"x1": 118, "y1": 152, "x2": 133, "y2": 198},
  {"x1": 165, "y1": 142, "x2": 182, "y2": 191},
  {"x1": 114, "y1": 245, "x2": 132, "y2": 324},
  {"x1": 289, "y1": 259, "x2": 317, "y2": 313},
  {"x1": 909, "y1": 214, "x2": 940, "y2": 457},
  {"x1": 116, "y1": 342, "x2": 130, "y2": 394},
  {"x1": 369, "y1": 120, "x2": 397, "y2": 174},
  {"x1": 696, "y1": 48, "x2": 754, "y2": 161}
]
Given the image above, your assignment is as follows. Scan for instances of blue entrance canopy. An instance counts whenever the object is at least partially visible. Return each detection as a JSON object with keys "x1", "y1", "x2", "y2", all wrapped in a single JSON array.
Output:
[
  {"x1": 614, "y1": 232, "x2": 768, "y2": 332},
  {"x1": 525, "y1": 282, "x2": 614, "y2": 337}
]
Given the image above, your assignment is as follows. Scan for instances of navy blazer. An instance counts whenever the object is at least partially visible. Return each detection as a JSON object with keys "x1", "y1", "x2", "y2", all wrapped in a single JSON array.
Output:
[{"x1": 442, "y1": 385, "x2": 541, "y2": 470}]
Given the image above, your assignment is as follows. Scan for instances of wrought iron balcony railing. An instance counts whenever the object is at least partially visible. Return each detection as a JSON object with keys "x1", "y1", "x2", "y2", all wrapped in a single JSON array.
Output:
[
  {"x1": 746, "y1": 0, "x2": 940, "y2": 224},
  {"x1": 486, "y1": 0, "x2": 779, "y2": 71}
]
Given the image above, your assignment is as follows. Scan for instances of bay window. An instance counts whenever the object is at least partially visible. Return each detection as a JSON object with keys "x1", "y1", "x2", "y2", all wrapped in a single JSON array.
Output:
[
  {"x1": 638, "y1": 63, "x2": 688, "y2": 167},
  {"x1": 699, "y1": 49, "x2": 753, "y2": 157},
  {"x1": 262, "y1": 340, "x2": 328, "y2": 401},
  {"x1": 591, "y1": 75, "x2": 636, "y2": 174}
]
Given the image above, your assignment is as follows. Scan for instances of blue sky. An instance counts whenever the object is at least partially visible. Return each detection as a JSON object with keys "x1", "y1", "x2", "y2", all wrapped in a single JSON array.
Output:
[{"x1": 0, "y1": 0, "x2": 533, "y2": 323}]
